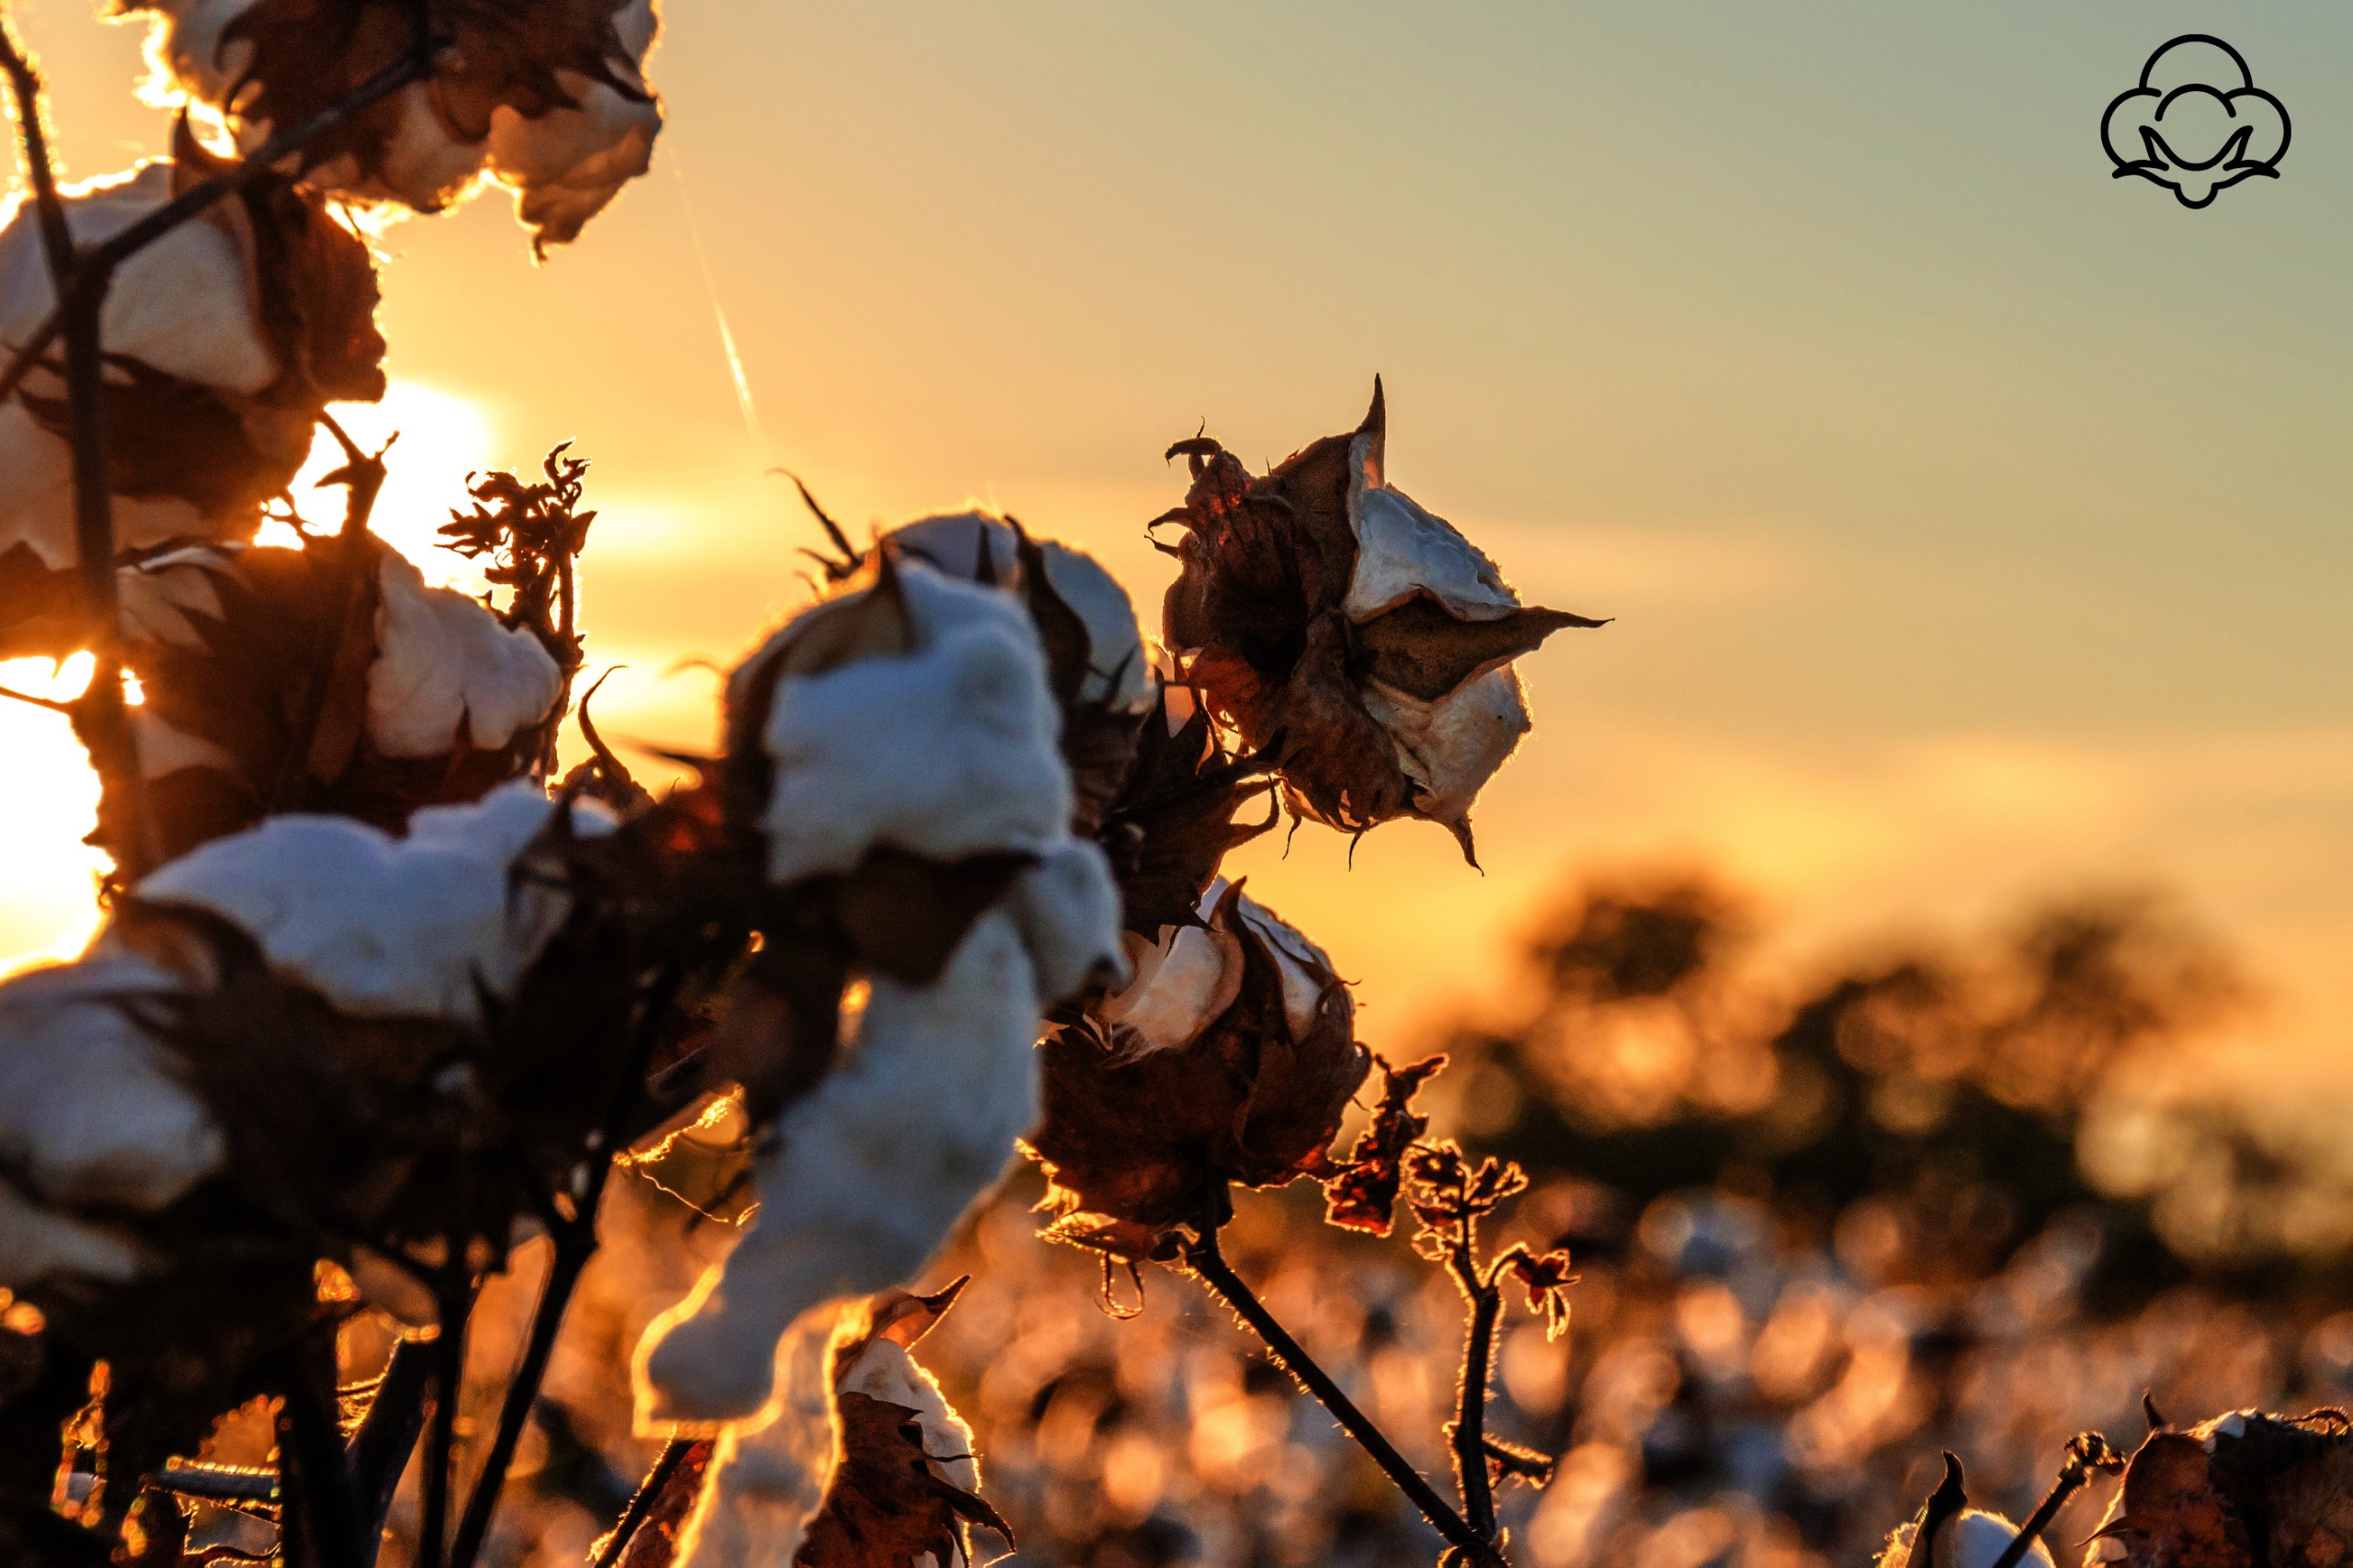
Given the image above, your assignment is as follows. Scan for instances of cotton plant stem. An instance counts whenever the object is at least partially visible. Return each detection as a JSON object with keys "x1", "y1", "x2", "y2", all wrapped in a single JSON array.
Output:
[
  {"x1": 445, "y1": 961, "x2": 687, "y2": 1568},
  {"x1": 416, "y1": 1276, "x2": 474, "y2": 1568},
  {"x1": 590, "y1": 1438, "x2": 695, "y2": 1568},
  {"x1": 278, "y1": 1364, "x2": 368, "y2": 1568},
  {"x1": 1448, "y1": 1249, "x2": 1503, "y2": 1544},
  {"x1": 1987, "y1": 1453, "x2": 2095, "y2": 1568},
  {"x1": 1185, "y1": 1229, "x2": 1511, "y2": 1568},
  {"x1": 348, "y1": 1337, "x2": 435, "y2": 1560}
]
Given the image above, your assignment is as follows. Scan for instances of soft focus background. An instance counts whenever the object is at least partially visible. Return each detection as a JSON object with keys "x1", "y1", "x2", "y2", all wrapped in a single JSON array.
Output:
[{"x1": 5, "y1": 6, "x2": 2353, "y2": 1564}]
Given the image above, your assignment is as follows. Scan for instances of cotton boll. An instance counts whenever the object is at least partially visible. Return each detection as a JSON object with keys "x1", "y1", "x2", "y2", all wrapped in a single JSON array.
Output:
[
  {"x1": 487, "y1": 77, "x2": 662, "y2": 252},
  {"x1": 671, "y1": 1303, "x2": 844, "y2": 1568},
  {"x1": 135, "y1": 783, "x2": 609, "y2": 1024},
  {"x1": 1094, "y1": 921, "x2": 1242, "y2": 1061},
  {"x1": 1233, "y1": 887, "x2": 1341, "y2": 1044},
  {"x1": 368, "y1": 551, "x2": 565, "y2": 758},
  {"x1": 890, "y1": 511, "x2": 1155, "y2": 712},
  {"x1": 635, "y1": 910, "x2": 1042, "y2": 1426},
  {"x1": 758, "y1": 564, "x2": 1069, "y2": 883},
  {"x1": 1343, "y1": 483, "x2": 1520, "y2": 624},
  {"x1": 0, "y1": 164, "x2": 275, "y2": 394},
  {"x1": 0, "y1": 951, "x2": 222, "y2": 1212},
  {"x1": 1358, "y1": 665, "x2": 1533, "y2": 858},
  {"x1": 1877, "y1": 1512, "x2": 2053, "y2": 1568},
  {"x1": 1005, "y1": 837, "x2": 1129, "y2": 1005}
]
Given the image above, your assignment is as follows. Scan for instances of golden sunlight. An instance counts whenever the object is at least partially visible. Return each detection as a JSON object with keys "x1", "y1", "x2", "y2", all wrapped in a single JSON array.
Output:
[
  {"x1": 272, "y1": 379, "x2": 499, "y2": 592},
  {"x1": 0, "y1": 654, "x2": 104, "y2": 975}
]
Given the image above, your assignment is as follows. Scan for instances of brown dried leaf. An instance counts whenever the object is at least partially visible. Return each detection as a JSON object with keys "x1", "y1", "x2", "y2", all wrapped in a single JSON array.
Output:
[
  {"x1": 1099, "y1": 687, "x2": 1277, "y2": 938},
  {"x1": 1321, "y1": 1052, "x2": 1446, "y2": 1235}
]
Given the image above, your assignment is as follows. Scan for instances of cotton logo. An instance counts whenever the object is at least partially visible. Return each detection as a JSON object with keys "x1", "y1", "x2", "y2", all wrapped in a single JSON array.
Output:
[{"x1": 2101, "y1": 36, "x2": 2290, "y2": 209}]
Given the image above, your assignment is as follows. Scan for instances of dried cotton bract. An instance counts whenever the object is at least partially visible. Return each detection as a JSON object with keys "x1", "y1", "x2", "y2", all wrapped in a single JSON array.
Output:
[
  {"x1": 123, "y1": 0, "x2": 664, "y2": 251},
  {"x1": 1159, "y1": 380, "x2": 1604, "y2": 862},
  {"x1": 0, "y1": 154, "x2": 383, "y2": 651},
  {"x1": 2085, "y1": 1409, "x2": 2353, "y2": 1568}
]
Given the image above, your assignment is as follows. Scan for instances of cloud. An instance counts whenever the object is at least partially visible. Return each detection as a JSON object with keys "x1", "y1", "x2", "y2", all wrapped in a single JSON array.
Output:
[{"x1": 2101, "y1": 36, "x2": 2290, "y2": 210}]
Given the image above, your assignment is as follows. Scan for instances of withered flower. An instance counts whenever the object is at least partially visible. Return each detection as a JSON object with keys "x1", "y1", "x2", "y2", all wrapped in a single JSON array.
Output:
[
  {"x1": 0, "y1": 150, "x2": 383, "y2": 642},
  {"x1": 2085, "y1": 1410, "x2": 2353, "y2": 1568},
  {"x1": 636, "y1": 551, "x2": 1123, "y2": 1426},
  {"x1": 673, "y1": 1286, "x2": 1007, "y2": 1568},
  {"x1": 125, "y1": 0, "x2": 663, "y2": 251},
  {"x1": 1158, "y1": 380, "x2": 1605, "y2": 862},
  {"x1": 1024, "y1": 877, "x2": 1370, "y2": 1260}
]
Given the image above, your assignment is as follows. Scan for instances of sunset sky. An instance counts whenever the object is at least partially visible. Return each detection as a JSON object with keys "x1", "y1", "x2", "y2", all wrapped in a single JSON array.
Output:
[{"x1": 3, "y1": 3, "x2": 2348, "y2": 1091}]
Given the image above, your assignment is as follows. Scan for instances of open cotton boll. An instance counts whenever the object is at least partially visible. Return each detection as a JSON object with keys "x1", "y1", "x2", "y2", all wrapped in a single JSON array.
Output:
[
  {"x1": 0, "y1": 951, "x2": 222, "y2": 1214},
  {"x1": 1233, "y1": 886, "x2": 1342, "y2": 1044},
  {"x1": 1343, "y1": 483, "x2": 1521, "y2": 624},
  {"x1": 135, "y1": 783, "x2": 610, "y2": 1025},
  {"x1": 1005, "y1": 837, "x2": 1129, "y2": 1004},
  {"x1": 369, "y1": 551, "x2": 565, "y2": 758},
  {"x1": 759, "y1": 564, "x2": 1069, "y2": 884},
  {"x1": 635, "y1": 910, "x2": 1042, "y2": 1426},
  {"x1": 1358, "y1": 665, "x2": 1534, "y2": 845},
  {"x1": 889, "y1": 511, "x2": 1155, "y2": 712},
  {"x1": 670, "y1": 1303, "x2": 845, "y2": 1568},
  {"x1": 486, "y1": 77, "x2": 662, "y2": 252},
  {"x1": 1095, "y1": 920, "x2": 1242, "y2": 1060}
]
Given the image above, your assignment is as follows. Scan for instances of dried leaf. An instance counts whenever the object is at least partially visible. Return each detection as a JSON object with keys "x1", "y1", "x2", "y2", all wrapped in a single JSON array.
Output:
[
  {"x1": 795, "y1": 1393, "x2": 1013, "y2": 1568},
  {"x1": 1321, "y1": 1052, "x2": 1446, "y2": 1235}
]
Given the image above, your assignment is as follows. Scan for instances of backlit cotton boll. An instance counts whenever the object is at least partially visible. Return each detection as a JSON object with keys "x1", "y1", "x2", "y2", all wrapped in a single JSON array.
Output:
[
  {"x1": 635, "y1": 908, "x2": 1047, "y2": 1426},
  {"x1": 369, "y1": 550, "x2": 565, "y2": 757},
  {"x1": 1878, "y1": 1514, "x2": 2054, "y2": 1568},
  {"x1": 887, "y1": 510, "x2": 1156, "y2": 834},
  {"x1": 1159, "y1": 380, "x2": 1605, "y2": 863},
  {"x1": 0, "y1": 156, "x2": 383, "y2": 595},
  {"x1": 1025, "y1": 877, "x2": 1370, "y2": 1260},
  {"x1": 0, "y1": 951, "x2": 226, "y2": 1288},
  {"x1": 675, "y1": 1290, "x2": 1005, "y2": 1568},
  {"x1": 134, "y1": 782, "x2": 609, "y2": 1025},
  {"x1": 2083, "y1": 1411, "x2": 2353, "y2": 1568},
  {"x1": 124, "y1": 0, "x2": 664, "y2": 251}
]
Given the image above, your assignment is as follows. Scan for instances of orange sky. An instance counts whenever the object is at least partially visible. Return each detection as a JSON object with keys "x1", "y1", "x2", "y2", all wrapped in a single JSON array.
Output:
[{"x1": 4, "y1": 4, "x2": 2349, "y2": 1094}]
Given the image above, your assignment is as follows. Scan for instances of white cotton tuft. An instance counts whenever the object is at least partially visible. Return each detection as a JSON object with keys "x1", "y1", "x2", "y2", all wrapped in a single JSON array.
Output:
[
  {"x1": 1876, "y1": 1512, "x2": 2054, "y2": 1568},
  {"x1": 1005, "y1": 837, "x2": 1129, "y2": 1005},
  {"x1": 0, "y1": 951, "x2": 222, "y2": 1215},
  {"x1": 1095, "y1": 920, "x2": 1241, "y2": 1060},
  {"x1": 1358, "y1": 665, "x2": 1532, "y2": 837},
  {"x1": 758, "y1": 563, "x2": 1069, "y2": 884},
  {"x1": 486, "y1": 77, "x2": 662, "y2": 250},
  {"x1": 368, "y1": 551, "x2": 564, "y2": 758},
  {"x1": 1342, "y1": 485, "x2": 1520, "y2": 624},
  {"x1": 0, "y1": 164, "x2": 275, "y2": 567},
  {"x1": 1233, "y1": 886, "x2": 1339, "y2": 1044},
  {"x1": 0, "y1": 1182, "x2": 146, "y2": 1288},
  {"x1": 673, "y1": 1307, "x2": 982, "y2": 1568},
  {"x1": 634, "y1": 910, "x2": 1042, "y2": 1427},
  {"x1": 889, "y1": 511, "x2": 1156, "y2": 711},
  {"x1": 135, "y1": 783, "x2": 610, "y2": 1025}
]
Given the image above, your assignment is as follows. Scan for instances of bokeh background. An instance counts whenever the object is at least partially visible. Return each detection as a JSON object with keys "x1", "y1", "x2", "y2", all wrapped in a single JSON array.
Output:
[{"x1": 5, "y1": 7, "x2": 2353, "y2": 1564}]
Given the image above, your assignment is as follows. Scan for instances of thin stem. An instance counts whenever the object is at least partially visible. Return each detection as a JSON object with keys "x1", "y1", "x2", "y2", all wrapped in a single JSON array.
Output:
[
  {"x1": 445, "y1": 960, "x2": 686, "y2": 1568},
  {"x1": 347, "y1": 1337, "x2": 434, "y2": 1562},
  {"x1": 590, "y1": 1438, "x2": 694, "y2": 1568},
  {"x1": 417, "y1": 1275, "x2": 474, "y2": 1568},
  {"x1": 1987, "y1": 1449, "x2": 2099, "y2": 1568},
  {"x1": 278, "y1": 1361, "x2": 367, "y2": 1568},
  {"x1": 1449, "y1": 1249, "x2": 1502, "y2": 1543},
  {"x1": 1185, "y1": 1230, "x2": 1509, "y2": 1568}
]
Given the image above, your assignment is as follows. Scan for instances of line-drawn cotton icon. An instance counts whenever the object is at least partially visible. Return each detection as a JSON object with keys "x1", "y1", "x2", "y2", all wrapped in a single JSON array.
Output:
[{"x1": 2101, "y1": 35, "x2": 2290, "y2": 209}]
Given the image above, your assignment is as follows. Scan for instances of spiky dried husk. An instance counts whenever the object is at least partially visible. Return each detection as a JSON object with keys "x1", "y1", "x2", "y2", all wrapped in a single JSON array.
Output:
[
  {"x1": 1096, "y1": 687, "x2": 1277, "y2": 940},
  {"x1": 1025, "y1": 890, "x2": 1369, "y2": 1260},
  {"x1": 2089, "y1": 1410, "x2": 2353, "y2": 1568},
  {"x1": 1321, "y1": 1052, "x2": 1445, "y2": 1236}
]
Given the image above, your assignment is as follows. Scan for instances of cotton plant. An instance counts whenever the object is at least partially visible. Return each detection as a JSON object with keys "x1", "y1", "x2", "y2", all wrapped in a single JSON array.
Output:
[
  {"x1": 631, "y1": 545, "x2": 1128, "y2": 1427},
  {"x1": 122, "y1": 0, "x2": 664, "y2": 252}
]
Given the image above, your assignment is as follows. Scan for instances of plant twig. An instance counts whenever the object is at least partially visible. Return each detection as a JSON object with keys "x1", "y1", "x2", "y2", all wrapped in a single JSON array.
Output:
[
  {"x1": 417, "y1": 1271, "x2": 476, "y2": 1568},
  {"x1": 278, "y1": 1358, "x2": 368, "y2": 1568},
  {"x1": 1447, "y1": 1246, "x2": 1503, "y2": 1543},
  {"x1": 1184, "y1": 1228, "x2": 1510, "y2": 1568},
  {"x1": 347, "y1": 1336, "x2": 434, "y2": 1559},
  {"x1": 590, "y1": 1438, "x2": 693, "y2": 1568},
  {"x1": 1988, "y1": 1434, "x2": 2120, "y2": 1568},
  {"x1": 445, "y1": 961, "x2": 687, "y2": 1568}
]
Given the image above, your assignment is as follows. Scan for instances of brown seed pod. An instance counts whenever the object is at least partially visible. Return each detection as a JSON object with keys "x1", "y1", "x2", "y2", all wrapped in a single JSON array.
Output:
[
  {"x1": 1157, "y1": 380, "x2": 1606, "y2": 862},
  {"x1": 1025, "y1": 881, "x2": 1369, "y2": 1260},
  {"x1": 2086, "y1": 1410, "x2": 2353, "y2": 1568}
]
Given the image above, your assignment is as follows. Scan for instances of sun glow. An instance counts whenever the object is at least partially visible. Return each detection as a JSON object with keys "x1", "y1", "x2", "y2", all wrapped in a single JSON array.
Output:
[
  {"x1": 273, "y1": 379, "x2": 500, "y2": 593},
  {"x1": 0, "y1": 654, "x2": 106, "y2": 977}
]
